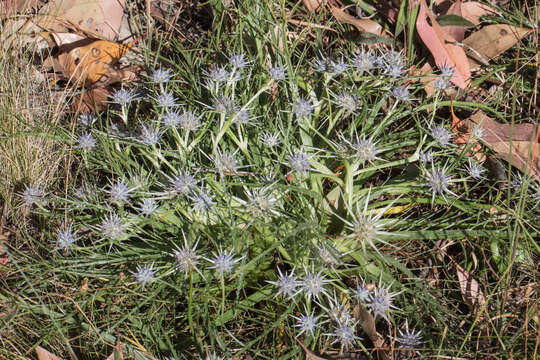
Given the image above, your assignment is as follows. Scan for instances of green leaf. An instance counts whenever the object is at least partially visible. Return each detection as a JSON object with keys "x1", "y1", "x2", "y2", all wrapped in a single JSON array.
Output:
[{"x1": 436, "y1": 14, "x2": 475, "y2": 27}]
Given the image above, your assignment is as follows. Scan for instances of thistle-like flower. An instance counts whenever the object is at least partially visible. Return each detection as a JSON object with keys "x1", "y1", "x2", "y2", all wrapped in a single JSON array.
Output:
[
  {"x1": 228, "y1": 52, "x2": 250, "y2": 69},
  {"x1": 352, "y1": 277, "x2": 372, "y2": 304},
  {"x1": 19, "y1": 184, "x2": 46, "y2": 206},
  {"x1": 440, "y1": 65, "x2": 454, "y2": 78},
  {"x1": 352, "y1": 50, "x2": 377, "y2": 73},
  {"x1": 161, "y1": 111, "x2": 181, "y2": 128},
  {"x1": 328, "y1": 322, "x2": 360, "y2": 352},
  {"x1": 329, "y1": 58, "x2": 349, "y2": 75},
  {"x1": 75, "y1": 133, "x2": 96, "y2": 150},
  {"x1": 430, "y1": 125, "x2": 452, "y2": 146},
  {"x1": 341, "y1": 189, "x2": 397, "y2": 255},
  {"x1": 212, "y1": 95, "x2": 237, "y2": 114},
  {"x1": 111, "y1": 88, "x2": 136, "y2": 106},
  {"x1": 293, "y1": 307, "x2": 323, "y2": 337},
  {"x1": 243, "y1": 186, "x2": 280, "y2": 218},
  {"x1": 288, "y1": 150, "x2": 311, "y2": 176},
  {"x1": 392, "y1": 86, "x2": 412, "y2": 102},
  {"x1": 100, "y1": 212, "x2": 127, "y2": 241},
  {"x1": 266, "y1": 267, "x2": 299, "y2": 299},
  {"x1": 233, "y1": 109, "x2": 253, "y2": 125},
  {"x1": 138, "y1": 125, "x2": 161, "y2": 146},
  {"x1": 206, "y1": 247, "x2": 241, "y2": 275},
  {"x1": 179, "y1": 111, "x2": 202, "y2": 131},
  {"x1": 465, "y1": 160, "x2": 486, "y2": 180},
  {"x1": 171, "y1": 235, "x2": 202, "y2": 276},
  {"x1": 315, "y1": 242, "x2": 342, "y2": 267},
  {"x1": 300, "y1": 266, "x2": 331, "y2": 302},
  {"x1": 79, "y1": 114, "x2": 97, "y2": 128},
  {"x1": 156, "y1": 92, "x2": 177, "y2": 108},
  {"x1": 332, "y1": 92, "x2": 360, "y2": 113},
  {"x1": 434, "y1": 77, "x2": 450, "y2": 91},
  {"x1": 312, "y1": 56, "x2": 331, "y2": 73},
  {"x1": 321, "y1": 291, "x2": 354, "y2": 325},
  {"x1": 384, "y1": 64, "x2": 405, "y2": 79},
  {"x1": 471, "y1": 126, "x2": 485, "y2": 139},
  {"x1": 105, "y1": 178, "x2": 135, "y2": 204},
  {"x1": 419, "y1": 150, "x2": 434, "y2": 164},
  {"x1": 150, "y1": 68, "x2": 173, "y2": 84},
  {"x1": 131, "y1": 263, "x2": 157, "y2": 291},
  {"x1": 260, "y1": 132, "x2": 281, "y2": 148},
  {"x1": 166, "y1": 171, "x2": 198, "y2": 195},
  {"x1": 396, "y1": 320, "x2": 423, "y2": 348},
  {"x1": 191, "y1": 189, "x2": 215, "y2": 212},
  {"x1": 206, "y1": 66, "x2": 229, "y2": 83},
  {"x1": 55, "y1": 224, "x2": 77, "y2": 251},
  {"x1": 268, "y1": 65, "x2": 287, "y2": 81},
  {"x1": 214, "y1": 149, "x2": 241, "y2": 174},
  {"x1": 424, "y1": 163, "x2": 457, "y2": 204},
  {"x1": 135, "y1": 198, "x2": 159, "y2": 217},
  {"x1": 293, "y1": 97, "x2": 315, "y2": 119},
  {"x1": 350, "y1": 134, "x2": 382, "y2": 166},
  {"x1": 368, "y1": 280, "x2": 402, "y2": 322}
]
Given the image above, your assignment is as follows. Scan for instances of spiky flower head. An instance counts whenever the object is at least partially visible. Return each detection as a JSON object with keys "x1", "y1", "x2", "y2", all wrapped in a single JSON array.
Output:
[
  {"x1": 328, "y1": 322, "x2": 360, "y2": 352},
  {"x1": 172, "y1": 234, "x2": 202, "y2": 276},
  {"x1": 293, "y1": 97, "x2": 314, "y2": 119},
  {"x1": 434, "y1": 77, "x2": 450, "y2": 91},
  {"x1": 55, "y1": 224, "x2": 77, "y2": 252},
  {"x1": 332, "y1": 92, "x2": 360, "y2": 113},
  {"x1": 293, "y1": 306, "x2": 323, "y2": 337},
  {"x1": 350, "y1": 134, "x2": 382, "y2": 166},
  {"x1": 131, "y1": 263, "x2": 157, "y2": 291},
  {"x1": 352, "y1": 50, "x2": 377, "y2": 72},
  {"x1": 329, "y1": 58, "x2": 349, "y2": 75},
  {"x1": 19, "y1": 184, "x2": 46, "y2": 206},
  {"x1": 206, "y1": 247, "x2": 241, "y2": 275},
  {"x1": 392, "y1": 86, "x2": 412, "y2": 102},
  {"x1": 315, "y1": 242, "x2": 342, "y2": 267},
  {"x1": 243, "y1": 186, "x2": 280, "y2": 218},
  {"x1": 321, "y1": 291, "x2": 354, "y2": 326},
  {"x1": 212, "y1": 95, "x2": 237, "y2": 114},
  {"x1": 301, "y1": 266, "x2": 331, "y2": 302},
  {"x1": 150, "y1": 68, "x2": 173, "y2": 84},
  {"x1": 138, "y1": 125, "x2": 161, "y2": 146},
  {"x1": 440, "y1": 65, "x2": 455, "y2": 78},
  {"x1": 424, "y1": 163, "x2": 456, "y2": 204},
  {"x1": 179, "y1": 111, "x2": 201, "y2": 131},
  {"x1": 100, "y1": 212, "x2": 128, "y2": 241},
  {"x1": 288, "y1": 150, "x2": 311, "y2": 176},
  {"x1": 228, "y1": 52, "x2": 250, "y2": 69},
  {"x1": 166, "y1": 171, "x2": 198, "y2": 195},
  {"x1": 191, "y1": 188, "x2": 215, "y2": 212},
  {"x1": 156, "y1": 92, "x2": 177, "y2": 108},
  {"x1": 161, "y1": 111, "x2": 181, "y2": 128},
  {"x1": 206, "y1": 66, "x2": 229, "y2": 83},
  {"x1": 312, "y1": 55, "x2": 331, "y2": 73},
  {"x1": 79, "y1": 114, "x2": 97, "y2": 128},
  {"x1": 430, "y1": 125, "x2": 452, "y2": 146},
  {"x1": 135, "y1": 198, "x2": 159, "y2": 217},
  {"x1": 233, "y1": 109, "x2": 253, "y2": 125},
  {"x1": 471, "y1": 126, "x2": 485, "y2": 139},
  {"x1": 384, "y1": 64, "x2": 405, "y2": 79},
  {"x1": 266, "y1": 267, "x2": 299, "y2": 299},
  {"x1": 368, "y1": 280, "x2": 402, "y2": 322},
  {"x1": 465, "y1": 160, "x2": 486, "y2": 180},
  {"x1": 396, "y1": 320, "x2": 423, "y2": 348},
  {"x1": 260, "y1": 132, "x2": 280, "y2": 148},
  {"x1": 342, "y1": 189, "x2": 397, "y2": 255},
  {"x1": 352, "y1": 277, "x2": 372, "y2": 304},
  {"x1": 111, "y1": 88, "x2": 136, "y2": 106},
  {"x1": 268, "y1": 65, "x2": 287, "y2": 81},
  {"x1": 105, "y1": 178, "x2": 135, "y2": 204},
  {"x1": 75, "y1": 132, "x2": 96, "y2": 150},
  {"x1": 215, "y1": 149, "x2": 241, "y2": 174},
  {"x1": 419, "y1": 150, "x2": 434, "y2": 164}
]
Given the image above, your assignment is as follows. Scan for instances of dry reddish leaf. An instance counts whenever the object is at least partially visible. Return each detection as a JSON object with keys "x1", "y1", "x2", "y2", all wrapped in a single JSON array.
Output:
[
  {"x1": 463, "y1": 111, "x2": 540, "y2": 179},
  {"x1": 354, "y1": 305, "x2": 390, "y2": 360},
  {"x1": 73, "y1": 86, "x2": 111, "y2": 113},
  {"x1": 451, "y1": 99, "x2": 484, "y2": 161},
  {"x1": 461, "y1": 1, "x2": 500, "y2": 26},
  {"x1": 415, "y1": 0, "x2": 470, "y2": 89},
  {"x1": 0, "y1": 0, "x2": 42, "y2": 14},
  {"x1": 36, "y1": 346, "x2": 64, "y2": 360},
  {"x1": 445, "y1": 0, "x2": 465, "y2": 42},
  {"x1": 463, "y1": 24, "x2": 533, "y2": 69},
  {"x1": 454, "y1": 260, "x2": 487, "y2": 308},
  {"x1": 329, "y1": 5, "x2": 389, "y2": 38}
]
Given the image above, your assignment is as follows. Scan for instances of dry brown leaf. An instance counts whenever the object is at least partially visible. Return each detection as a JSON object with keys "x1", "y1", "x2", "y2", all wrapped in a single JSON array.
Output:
[
  {"x1": 454, "y1": 260, "x2": 487, "y2": 308},
  {"x1": 463, "y1": 24, "x2": 532, "y2": 69},
  {"x1": 451, "y1": 99, "x2": 484, "y2": 161},
  {"x1": 465, "y1": 111, "x2": 540, "y2": 180},
  {"x1": 73, "y1": 86, "x2": 112, "y2": 113},
  {"x1": 415, "y1": 0, "x2": 471, "y2": 89},
  {"x1": 461, "y1": 1, "x2": 500, "y2": 26},
  {"x1": 354, "y1": 305, "x2": 390, "y2": 360},
  {"x1": 294, "y1": 337, "x2": 329, "y2": 360},
  {"x1": 36, "y1": 346, "x2": 64, "y2": 360},
  {"x1": 329, "y1": 5, "x2": 389, "y2": 37},
  {"x1": 0, "y1": 0, "x2": 43, "y2": 15},
  {"x1": 446, "y1": 0, "x2": 465, "y2": 42},
  {"x1": 33, "y1": 0, "x2": 125, "y2": 40},
  {"x1": 302, "y1": 0, "x2": 325, "y2": 13}
]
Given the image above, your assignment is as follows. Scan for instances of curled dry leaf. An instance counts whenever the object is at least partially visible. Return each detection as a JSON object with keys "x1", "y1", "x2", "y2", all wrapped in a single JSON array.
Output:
[
  {"x1": 454, "y1": 260, "x2": 487, "y2": 309},
  {"x1": 463, "y1": 24, "x2": 533, "y2": 70},
  {"x1": 329, "y1": 5, "x2": 389, "y2": 38},
  {"x1": 353, "y1": 305, "x2": 390, "y2": 360},
  {"x1": 460, "y1": 1, "x2": 500, "y2": 26},
  {"x1": 451, "y1": 99, "x2": 484, "y2": 161},
  {"x1": 294, "y1": 337, "x2": 329, "y2": 360},
  {"x1": 415, "y1": 0, "x2": 471, "y2": 89},
  {"x1": 36, "y1": 346, "x2": 64, "y2": 360},
  {"x1": 445, "y1": 0, "x2": 465, "y2": 42},
  {"x1": 464, "y1": 111, "x2": 540, "y2": 180}
]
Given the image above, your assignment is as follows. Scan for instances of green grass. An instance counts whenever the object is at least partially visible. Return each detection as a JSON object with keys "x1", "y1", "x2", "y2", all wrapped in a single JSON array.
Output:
[{"x1": 0, "y1": 1, "x2": 538, "y2": 359}]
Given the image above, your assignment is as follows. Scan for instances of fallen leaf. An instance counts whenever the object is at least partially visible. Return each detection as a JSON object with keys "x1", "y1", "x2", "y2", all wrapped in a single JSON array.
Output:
[
  {"x1": 354, "y1": 305, "x2": 390, "y2": 360},
  {"x1": 454, "y1": 260, "x2": 487, "y2": 308},
  {"x1": 463, "y1": 24, "x2": 533, "y2": 69},
  {"x1": 451, "y1": 99, "x2": 484, "y2": 161},
  {"x1": 302, "y1": 0, "x2": 325, "y2": 13},
  {"x1": 444, "y1": 0, "x2": 465, "y2": 42},
  {"x1": 294, "y1": 337, "x2": 329, "y2": 360},
  {"x1": 464, "y1": 111, "x2": 540, "y2": 179},
  {"x1": 0, "y1": 0, "x2": 42, "y2": 14},
  {"x1": 72, "y1": 86, "x2": 112, "y2": 113},
  {"x1": 329, "y1": 5, "x2": 389, "y2": 38},
  {"x1": 415, "y1": 0, "x2": 471, "y2": 89},
  {"x1": 461, "y1": 1, "x2": 500, "y2": 26},
  {"x1": 36, "y1": 346, "x2": 64, "y2": 360}
]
